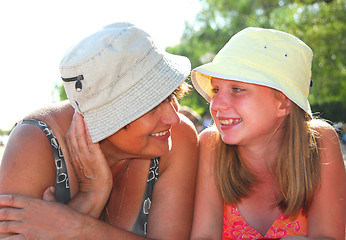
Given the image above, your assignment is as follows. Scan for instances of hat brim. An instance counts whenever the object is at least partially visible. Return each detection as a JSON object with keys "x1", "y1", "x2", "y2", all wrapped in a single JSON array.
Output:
[
  {"x1": 191, "y1": 58, "x2": 312, "y2": 117},
  {"x1": 85, "y1": 52, "x2": 191, "y2": 143}
]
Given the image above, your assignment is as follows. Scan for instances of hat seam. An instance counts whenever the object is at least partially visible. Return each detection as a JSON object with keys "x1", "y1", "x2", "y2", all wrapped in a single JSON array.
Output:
[
  {"x1": 87, "y1": 46, "x2": 159, "y2": 100},
  {"x1": 60, "y1": 27, "x2": 130, "y2": 72},
  {"x1": 86, "y1": 52, "x2": 165, "y2": 114},
  {"x1": 193, "y1": 69, "x2": 311, "y2": 116},
  {"x1": 213, "y1": 56, "x2": 309, "y2": 96},
  {"x1": 86, "y1": 55, "x2": 189, "y2": 142},
  {"x1": 70, "y1": 46, "x2": 159, "y2": 104}
]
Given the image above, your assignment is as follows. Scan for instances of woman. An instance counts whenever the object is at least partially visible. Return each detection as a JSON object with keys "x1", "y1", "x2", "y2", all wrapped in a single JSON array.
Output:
[
  {"x1": 0, "y1": 22, "x2": 198, "y2": 239},
  {"x1": 190, "y1": 27, "x2": 345, "y2": 239}
]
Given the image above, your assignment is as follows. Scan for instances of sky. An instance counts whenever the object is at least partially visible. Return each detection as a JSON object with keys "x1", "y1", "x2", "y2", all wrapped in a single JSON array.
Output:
[{"x1": 0, "y1": 0, "x2": 202, "y2": 131}]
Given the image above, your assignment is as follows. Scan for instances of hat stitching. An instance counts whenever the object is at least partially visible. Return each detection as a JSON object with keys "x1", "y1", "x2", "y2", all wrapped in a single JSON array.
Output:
[
  {"x1": 61, "y1": 23, "x2": 191, "y2": 142},
  {"x1": 60, "y1": 27, "x2": 130, "y2": 72},
  {"x1": 86, "y1": 55, "x2": 188, "y2": 142},
  {"x1": 68, "y1": 46, "x2": 159, "y2": 104},
  {"x1": 88, "y1": 46, "x2": 158, "y2": 99},
  {"x1": 194, "y1": 70, "x2": 311, "y2": 117},
  {"x1": 212, "y1": 55, "x2": 309, "y2": 96}
]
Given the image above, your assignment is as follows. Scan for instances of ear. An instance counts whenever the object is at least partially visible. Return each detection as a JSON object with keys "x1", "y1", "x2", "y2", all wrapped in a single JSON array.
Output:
[
  {"x1": 276, "y1": 92, "x2": 291, "y2": 118},
  {"x1": 171, "y1": 95, "x2": 180, "y2": 112}
]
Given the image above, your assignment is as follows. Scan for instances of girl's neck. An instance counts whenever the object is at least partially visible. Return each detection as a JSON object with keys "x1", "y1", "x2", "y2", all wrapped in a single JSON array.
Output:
[{"x1": 237, "y1": 124, "x2": 285, "y2": 175}]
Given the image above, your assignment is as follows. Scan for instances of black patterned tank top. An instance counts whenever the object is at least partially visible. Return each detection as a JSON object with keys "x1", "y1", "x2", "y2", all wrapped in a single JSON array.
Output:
[
  {"x1": 17, "y1": 119, "x2": 71, "y2": 203},
  {"x1": 17, "y1": 119, "x2": 159, "y2": 236}
]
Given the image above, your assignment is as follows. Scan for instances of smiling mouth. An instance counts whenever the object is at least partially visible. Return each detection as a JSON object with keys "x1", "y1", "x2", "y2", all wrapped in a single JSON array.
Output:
[
  {"x1": 150, "y1": 130, "x2": 169, "y2": 137},
  {"x1": 219, "y1": 119, "x2": 242, "y2": 125}
]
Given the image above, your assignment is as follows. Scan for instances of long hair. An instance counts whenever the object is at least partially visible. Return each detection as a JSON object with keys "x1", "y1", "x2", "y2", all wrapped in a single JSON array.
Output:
[{"x1": 216, "y1": 103, "x2": 321, "y2": 217}]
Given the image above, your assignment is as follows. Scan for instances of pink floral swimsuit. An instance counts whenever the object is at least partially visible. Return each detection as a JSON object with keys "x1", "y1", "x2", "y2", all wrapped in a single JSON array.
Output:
[{"x1": 223, "y1": 204, "x2": 307, "y2": 239}]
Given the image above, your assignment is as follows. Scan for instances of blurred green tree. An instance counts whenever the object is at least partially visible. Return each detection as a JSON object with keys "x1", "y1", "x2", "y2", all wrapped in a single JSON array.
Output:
[
  {"x1": 53, "y1": 0, "x2": 345, "y2": 122},
  {"x1": 169, "y1": 0, "x2": 346, "y2": 122}
]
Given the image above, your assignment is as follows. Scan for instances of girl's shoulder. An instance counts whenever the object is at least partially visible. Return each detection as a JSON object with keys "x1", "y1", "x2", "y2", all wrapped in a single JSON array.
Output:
[
  {"x1": 199, "y1": 125, "x2": 219, "y2": 147},
  {"x1": 309, "y1": 119, "x2": 339, "y2": 144},
  {"x1": 309, "y1": 118, "x2": 334, "y2": 131},
  {"x1": 172, "y1": 113, "x2": 199, "y2": 142},
  {"x1": 309, "y1": 119, "x2": 343, "y2": 164}
]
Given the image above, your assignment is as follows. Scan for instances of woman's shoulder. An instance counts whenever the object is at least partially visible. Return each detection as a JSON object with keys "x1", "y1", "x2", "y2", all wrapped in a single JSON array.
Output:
[
  {"x1": 7, "y1": 101, "x2": 72, "y2": 153},
  {"x1": 24, "y1": 101, "x2": 72, "y2": 123},
  {"x1": 8, "y1": 101, "x2": 73, "y2": 152},
  {"x1": 22, "y1": 101, "x2": 73, "y2": 134}
]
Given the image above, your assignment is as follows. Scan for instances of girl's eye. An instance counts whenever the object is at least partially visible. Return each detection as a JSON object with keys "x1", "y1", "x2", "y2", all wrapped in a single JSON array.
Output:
[
  {"x1": 211, "y1": 88, "x2": 219, "y2": 94},
  {"x1": 233, "y1": 87, "x2": 245, "y2": 93}
]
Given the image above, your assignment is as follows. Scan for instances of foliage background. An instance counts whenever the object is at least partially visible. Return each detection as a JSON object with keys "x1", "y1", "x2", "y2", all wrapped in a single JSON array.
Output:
[
  {"x1": 53, "y1": 0, "x2": 345, "y2": 122},
  {"x1": 168, "y1": 0, "x2": 346, "y2": 122}
]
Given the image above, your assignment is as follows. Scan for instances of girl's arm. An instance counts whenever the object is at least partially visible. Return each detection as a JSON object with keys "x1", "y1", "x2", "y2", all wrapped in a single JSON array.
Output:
[
  {"x1": 306, "y1": 122, "x2": 345, "y2": 239},
  {"x1": 145, "y1": 113, "x2": 199, "y2": 239},
  {"x1": 190, "y1": 127, "x2": 224, "y2": 240}
]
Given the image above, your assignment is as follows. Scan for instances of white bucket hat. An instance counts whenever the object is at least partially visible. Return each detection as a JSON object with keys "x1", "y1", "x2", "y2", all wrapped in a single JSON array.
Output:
[
  {"x1": 60, "y1": 22, "x2": 191, "y2": 142},
  {"x1": 191, "y1": 27, "x2": 313, "y2": 117}
]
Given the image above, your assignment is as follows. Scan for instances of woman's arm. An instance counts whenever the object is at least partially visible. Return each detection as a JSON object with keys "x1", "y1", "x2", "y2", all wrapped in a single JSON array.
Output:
[
  {"x1": 0, "y1": 124, "x2": 57, "y2": 197},
  {"x1": 0, "y1": 194, "x2": 149, "y2": 240},
  {"x1": 306, "y1": 122, "x2": 345, "y2": 239},
  {"x1": 0, "y1": 114, "x2": 199, "y2": 239},
  {"x1": 0, "y1": 123, "x2": 58, "y2": 238},
  {"x1": 190, "y1": 127, "x2": 224, "y2": 240},
  {"x1": 145, "y1": 113, "x2": 199, "y2": 239}
]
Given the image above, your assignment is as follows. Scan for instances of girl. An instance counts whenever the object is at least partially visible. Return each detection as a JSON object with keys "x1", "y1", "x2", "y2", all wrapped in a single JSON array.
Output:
[{"x1": 190, "y1": 27, "x2": 345, "y2": 239}]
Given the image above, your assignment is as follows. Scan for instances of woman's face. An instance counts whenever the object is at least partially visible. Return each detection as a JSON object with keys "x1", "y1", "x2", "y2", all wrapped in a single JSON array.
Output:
[
  {"x1": 107, "y1": 95, "x2": 181, "y2": 159},
  {"x1": 210, "y1": 77, "x2": 289, "y2": 147}
]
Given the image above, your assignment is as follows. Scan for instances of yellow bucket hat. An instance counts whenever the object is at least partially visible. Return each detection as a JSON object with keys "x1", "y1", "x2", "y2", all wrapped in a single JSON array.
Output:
[{"x1": 191, "y1": 27, "x2": 313, "y2": 117}]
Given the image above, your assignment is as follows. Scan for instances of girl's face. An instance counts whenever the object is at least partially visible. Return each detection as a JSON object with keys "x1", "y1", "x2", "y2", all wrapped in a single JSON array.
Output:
[
  {"x1": 107, "y1": 95, "x2": 181, "y2": 159},
  {"x1": 210, "y1": 77, "x2": 290, "y2": 147}
]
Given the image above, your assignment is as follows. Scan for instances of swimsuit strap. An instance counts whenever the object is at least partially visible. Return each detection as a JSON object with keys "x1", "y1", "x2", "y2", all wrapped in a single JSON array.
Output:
[
  {"x1": 131, "y1": 157, "x2": 160, "y2": 236},
  {"x1": 17, "y1": 119, "x2": 71, "y2": 203}
]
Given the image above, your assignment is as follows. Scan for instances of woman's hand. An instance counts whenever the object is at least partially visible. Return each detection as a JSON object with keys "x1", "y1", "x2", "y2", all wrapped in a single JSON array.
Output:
[
  {"x1": 65, "y1": 111, "x2": 113, "y2": 218},
  {"x1": 0, "y1": 194, "x2": 94, "y2": 239}
]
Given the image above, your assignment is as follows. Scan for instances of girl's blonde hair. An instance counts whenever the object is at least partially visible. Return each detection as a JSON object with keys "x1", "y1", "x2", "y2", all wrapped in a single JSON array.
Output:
[{"x1": 216, "y1": 102, "x2": 321, "y2": 217}]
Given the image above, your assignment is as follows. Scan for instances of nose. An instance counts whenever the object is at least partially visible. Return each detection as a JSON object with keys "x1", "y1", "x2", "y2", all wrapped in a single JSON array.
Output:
[
  {"x1": 160, "y1": 100, "x2": 181, "y2": 126},
  {"x1": 210, "y1": 91, "x2": 229, "y2": 112}
]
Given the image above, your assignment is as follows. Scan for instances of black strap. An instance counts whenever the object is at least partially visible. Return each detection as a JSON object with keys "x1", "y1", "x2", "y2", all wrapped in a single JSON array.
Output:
[
  {"x1": 17, "y1": 120, "x2": 71, "y2": 204},
  {"x1": 131, "y1": 157, "x2": 160, "y2": 236}
]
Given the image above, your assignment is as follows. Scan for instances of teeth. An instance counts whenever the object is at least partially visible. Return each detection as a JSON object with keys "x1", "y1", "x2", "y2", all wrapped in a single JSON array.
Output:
[
  {"x1": 219, "y1": 119, "x2": 242, "y2": 125},
  {"x1": 150, "y1": 130, "x2": 169, "y2": 137}
]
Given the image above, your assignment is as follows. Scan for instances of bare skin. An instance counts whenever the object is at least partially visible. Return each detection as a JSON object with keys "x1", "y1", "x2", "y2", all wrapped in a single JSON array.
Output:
[
  {"x1": 190, "y1": 79, "x2": 345, "y2": 240},
  {"x1": 0, "y1": 97, "x2": 199, "y2": 239}
]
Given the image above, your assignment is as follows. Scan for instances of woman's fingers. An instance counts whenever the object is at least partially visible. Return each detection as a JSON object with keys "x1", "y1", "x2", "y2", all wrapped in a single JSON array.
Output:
[
  {"x1": 67, "y1": 111, "x2": 90, "y2": 179},
  {"x1": 0, "y1": 195, "x2": 28, "y2": 209},
  {"x1": 0, "y1": 234, "x2": 25, "y2": 240},
  {"x1": 83, "y1": 118, "x2": 101, "y2": 154},
  {"x1": 0, "y1": 207, "x2": 24, "y2": 222},
  {"x1": 74, "y1": 112, "x2": 90, "y2": 156},
  {"x1": 42, "y1": 187, "x2": 56, "y2": 202},
  {"x1": 0, "y1": 196, "x2": 28, "y2": 233},
  {"x1": 66, "y1": 111, "x2": 112, "y2": 197}
]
